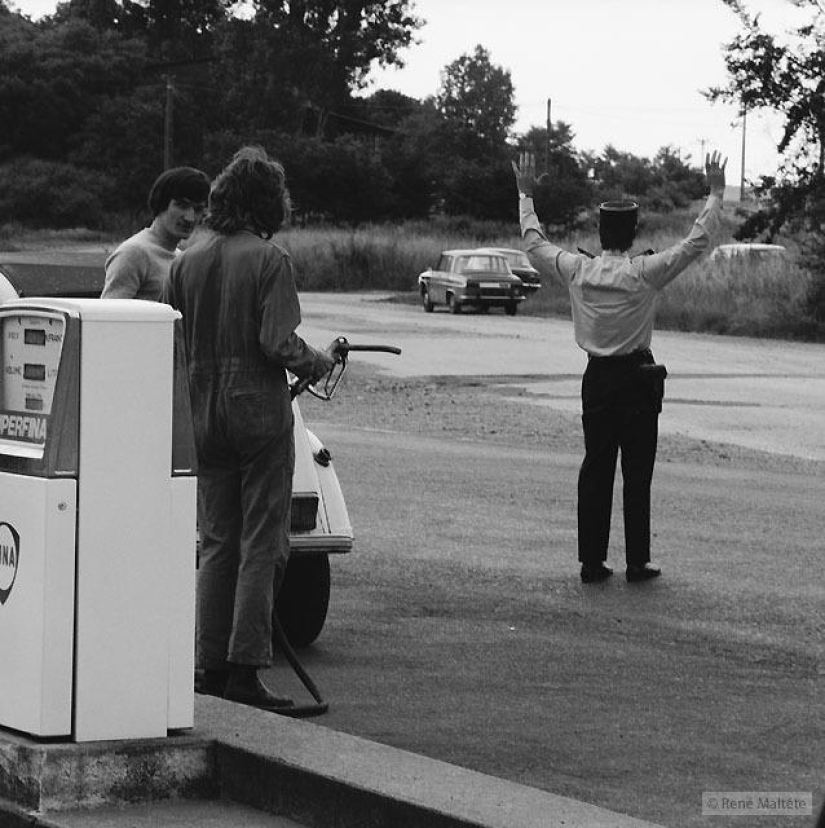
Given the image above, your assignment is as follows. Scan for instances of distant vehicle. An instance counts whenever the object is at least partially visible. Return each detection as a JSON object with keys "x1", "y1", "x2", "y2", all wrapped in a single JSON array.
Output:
[
  {"x1": 709, "y1": 243, "x2": 787, "y2": 263},
  {"x1": 475, "y1": 247, "x2": 541, "y2": 293},
  {"x1": 417, "y1": 249, "x2": 526, "y2": 315}
]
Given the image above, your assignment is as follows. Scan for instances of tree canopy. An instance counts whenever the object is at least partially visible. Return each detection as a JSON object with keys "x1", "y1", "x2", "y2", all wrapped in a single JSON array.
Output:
[
  {"x1": 707, "y1": 0, "x2": 825, "y2": 177},
  {"x1": 0, "y1": 0, "x2": 727, "y2": 229}
]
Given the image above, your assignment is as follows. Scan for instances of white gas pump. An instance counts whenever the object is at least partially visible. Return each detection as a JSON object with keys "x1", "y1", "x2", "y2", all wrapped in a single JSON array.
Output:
[{"x1": 0, "y1": 298, "x2": 196, "y2": 742}]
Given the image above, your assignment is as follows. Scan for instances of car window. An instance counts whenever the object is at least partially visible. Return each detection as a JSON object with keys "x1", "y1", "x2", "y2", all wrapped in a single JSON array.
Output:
[
  {"x1": 454, "y1": 256, "x2": 468, "y2": 272},
  {"x1": 436, "y1": 255, "x2": 450, "y2": 271},
  {"x1": 466, "y1": 255, "x2": 506, "y2": 272},
  {"x1": 509, "y1": 252, "x2": 532, "y2": 268}
]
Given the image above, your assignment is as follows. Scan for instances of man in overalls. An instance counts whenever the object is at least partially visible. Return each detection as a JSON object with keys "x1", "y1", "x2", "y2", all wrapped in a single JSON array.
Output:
[{"x1": 164, "y1": 147, "x2": 335, "y2": 708}]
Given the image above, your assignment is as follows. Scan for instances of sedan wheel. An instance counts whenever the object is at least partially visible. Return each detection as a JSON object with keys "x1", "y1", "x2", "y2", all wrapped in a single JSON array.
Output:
[
  {"x1": 448, "y1": 294, "x2": 462, "y2": 314},
  {"x1": 274, "y1": 553, "x2": 331, "y2": 648},
  {"x1": 505, "y1": 301, "x2": 518, "y2": 316},
  {"x1": 421, "y1": 288, "x2": 434, "y2": 313}
]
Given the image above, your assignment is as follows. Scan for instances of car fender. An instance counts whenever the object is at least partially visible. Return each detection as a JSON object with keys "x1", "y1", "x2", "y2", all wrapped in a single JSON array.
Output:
[
  {"x1": 290, "y1": 401, "x2": 353, "y2": 555},
  {"x1": 0, "y1": 272, "x2": 19, "y2": 304}
]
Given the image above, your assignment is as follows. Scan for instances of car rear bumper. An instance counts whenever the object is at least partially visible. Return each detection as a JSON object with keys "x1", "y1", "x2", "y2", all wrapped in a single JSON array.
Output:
[
  {"x1": 458, "y1": 287, "x2": 525, "y2": 305},
  {"x1": 290, "y1": 533, "x2": 353, "y2": 555}
]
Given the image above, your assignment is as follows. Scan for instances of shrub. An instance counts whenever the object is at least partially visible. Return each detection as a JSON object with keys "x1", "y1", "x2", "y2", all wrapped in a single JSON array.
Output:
[{"x1": 0, "y1": 157, "x2": 115, "y2": 229}]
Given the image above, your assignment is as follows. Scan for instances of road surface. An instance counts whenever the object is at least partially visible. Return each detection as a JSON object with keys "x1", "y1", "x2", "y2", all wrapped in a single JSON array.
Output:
[
  {"x1": 258, "y1": 292, "x2": 825, "y2": 828},
  {"x1": 297, "y1": 292, "x2": 825, "y2": 460}
]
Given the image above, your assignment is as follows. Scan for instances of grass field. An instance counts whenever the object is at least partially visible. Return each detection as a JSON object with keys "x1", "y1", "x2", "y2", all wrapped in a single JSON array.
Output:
[
  {"x1": 2, "y1": 205, "x2": 821, "y2": 342},
  {"x1": 278, "y1": 210, "x2": 819, "y2": 341}
]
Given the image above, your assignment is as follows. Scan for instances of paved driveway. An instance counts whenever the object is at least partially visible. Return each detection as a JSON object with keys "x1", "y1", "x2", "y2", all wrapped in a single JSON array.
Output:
[{"x1": 298, "y1": 293, "x2": 825, "y2": 460}]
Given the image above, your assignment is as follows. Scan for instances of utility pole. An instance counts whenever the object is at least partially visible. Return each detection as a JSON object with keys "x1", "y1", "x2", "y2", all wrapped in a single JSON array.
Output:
[
  {"x1": 146, "y1": 56, "x2": 218, "y2": 170},
  {"x1": 164, "y1": 75, "x2": 174, "y2": 169},
  {"x1": 545, "y1": 98, "x2": 552, "y2": 173},
  {"x1": 740, "y1": 105, "x2": 747, "y2": 202}
]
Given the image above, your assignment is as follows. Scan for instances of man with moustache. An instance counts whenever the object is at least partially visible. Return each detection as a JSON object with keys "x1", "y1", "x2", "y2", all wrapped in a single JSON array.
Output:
[{"x1": 101, "y1": 166, "x2": 210, "y2": 300}]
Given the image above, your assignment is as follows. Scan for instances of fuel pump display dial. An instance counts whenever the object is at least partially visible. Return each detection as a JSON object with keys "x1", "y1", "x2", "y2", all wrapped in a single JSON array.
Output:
[{"x1": 0, "y1": 313, "x2": 65, "y2": 451}]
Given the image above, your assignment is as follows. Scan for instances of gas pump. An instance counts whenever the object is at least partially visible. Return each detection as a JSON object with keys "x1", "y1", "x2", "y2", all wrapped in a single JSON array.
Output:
[{"x1": 0, "y1": 298, "x2": 196, "y2": 742}]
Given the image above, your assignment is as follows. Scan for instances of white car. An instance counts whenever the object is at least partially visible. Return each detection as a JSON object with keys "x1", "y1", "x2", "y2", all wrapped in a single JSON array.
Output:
[
  {"x1": 710, "y1": 243, "x2": 786, "y2": 262},
  {"x1": 417, "y1": 249, "x2": 526, "y2": 315}
]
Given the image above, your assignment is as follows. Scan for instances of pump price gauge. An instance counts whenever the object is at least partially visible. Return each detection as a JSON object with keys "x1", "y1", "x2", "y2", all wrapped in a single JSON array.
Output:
[{"x1": 0, "y1": 312, "x2": 65, "y2": 457}]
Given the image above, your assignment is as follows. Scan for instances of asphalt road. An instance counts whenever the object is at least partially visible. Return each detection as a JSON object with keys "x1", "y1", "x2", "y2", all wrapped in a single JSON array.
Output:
[
  {"x1": 296, "y1": 292, "x2": 825, "y2": 460},
  {"x1": 261, "y1": 294, "x2": 824, "y2": 828}
]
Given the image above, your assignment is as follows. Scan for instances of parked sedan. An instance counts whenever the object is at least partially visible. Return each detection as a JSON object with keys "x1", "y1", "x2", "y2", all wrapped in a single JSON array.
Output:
[
  {"x1": 476, "y1": 247, "x2": 541, "y2": 294},
  {"x1": 418, "y1": 249, "x2": 526, "y2": 315}
]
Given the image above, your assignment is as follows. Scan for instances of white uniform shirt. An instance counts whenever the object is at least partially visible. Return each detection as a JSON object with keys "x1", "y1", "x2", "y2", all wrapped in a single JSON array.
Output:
[{"x1": 519, "y1": 194, "x2": 722, "y2": 356}]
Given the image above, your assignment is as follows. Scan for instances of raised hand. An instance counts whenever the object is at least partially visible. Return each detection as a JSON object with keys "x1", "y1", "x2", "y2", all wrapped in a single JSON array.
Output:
[
  {"x1": 705, "y1": 151, "x2": 727, "y2": 196},
  {"x1": 512, "y1": 151, "x2": 538, "y2": 197}
]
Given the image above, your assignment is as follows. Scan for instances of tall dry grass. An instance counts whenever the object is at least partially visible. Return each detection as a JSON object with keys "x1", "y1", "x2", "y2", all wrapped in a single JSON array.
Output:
[
  {"x1": 279, "y1": 218, "x2": 524, "y2": 293},
  {"x1": 2, "y1": 207, "x2": 819, "y2": 340},
  {"x1": 280, "y1": 206, "x2": 819, "y2": 341}
]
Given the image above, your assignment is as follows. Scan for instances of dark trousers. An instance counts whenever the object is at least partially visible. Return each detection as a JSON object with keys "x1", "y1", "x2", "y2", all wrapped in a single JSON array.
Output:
[
  {"x1": 577, "y1": 351, "x2": 662, "y2": 566},
  {"x1": 193, "y1": 374, "x2": 295, "y2": 670},
  {"x1": 196, "y1": 430, "x2": 294, "y2": 669}
]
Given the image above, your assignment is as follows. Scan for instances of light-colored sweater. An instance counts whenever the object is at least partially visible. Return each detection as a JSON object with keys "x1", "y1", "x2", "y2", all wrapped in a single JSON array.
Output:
[{"x1": 102, "y1": 227, "x2": 177, "y2": 300}]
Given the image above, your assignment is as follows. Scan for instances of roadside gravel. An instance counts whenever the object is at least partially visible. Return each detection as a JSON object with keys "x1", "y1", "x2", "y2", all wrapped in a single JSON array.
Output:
[{"x1": 303, "y1": 362, "x2": 825, "y2": 478}]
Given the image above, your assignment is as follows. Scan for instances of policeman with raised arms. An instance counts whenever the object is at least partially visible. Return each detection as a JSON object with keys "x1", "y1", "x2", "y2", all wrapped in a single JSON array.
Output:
[{"x1": 512, "y1": 151, "x2": 727, "y2": 584}]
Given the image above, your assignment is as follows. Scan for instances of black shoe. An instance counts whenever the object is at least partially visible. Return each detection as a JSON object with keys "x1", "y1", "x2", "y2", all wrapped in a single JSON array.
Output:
[
  {"x1": 580, "y1": 562, "x2": 613, "y2": 583},
  {"x1": 195, "y1": 669, "x2": 228, "y2": 697},
  {"x1": 626, "y1": 563, "x2": 662, "y2": 582},
  {"x1": 223, "y1": 668, "x2": 294, "y2": 711}
]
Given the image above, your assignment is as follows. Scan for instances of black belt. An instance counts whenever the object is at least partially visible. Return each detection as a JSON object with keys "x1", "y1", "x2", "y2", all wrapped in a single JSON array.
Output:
[{"x1": 587, "y1": 348, "x2": 652, "y2": 364}]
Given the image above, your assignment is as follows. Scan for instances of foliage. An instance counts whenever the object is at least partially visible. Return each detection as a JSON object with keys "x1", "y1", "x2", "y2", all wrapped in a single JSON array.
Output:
[
  {"x1": 436, "y1": 45, "x2": 516, "y2": 159},
  {"x1": 705, "y1": 0, "x2": 825, "y2": 325},
  {"x1": 1, "y1": 0, "x2": 722, "y2": 229},
  {"x1": 0, "y1": 16, "x2": 148, "y2": 162},
  {"x1": 0, "y1": 157, "x2": 115, "y2": 227},
  {"x1": 515, "y1": 123, "x2": 592, "y2": 229},
  {"x1": 707, "y1": 0, "x2": 825, "y2": 173}
]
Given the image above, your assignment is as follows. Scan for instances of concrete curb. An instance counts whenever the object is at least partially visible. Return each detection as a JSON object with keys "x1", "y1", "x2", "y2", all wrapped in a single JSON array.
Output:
[
  {"x1": 0, "y1": 729, "x2": 215, "y2": 814},
  {"x1": 200, "y1": 695, "x2": 664, "y2": 828},
  {"x1": 1, "y1": 696, "x2": 666, "y2": 828}
]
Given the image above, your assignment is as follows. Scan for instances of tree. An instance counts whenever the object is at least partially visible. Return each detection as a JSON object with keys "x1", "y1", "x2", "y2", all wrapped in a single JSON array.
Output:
[
  {"x1": 706, "y1": 0, "x2": 825, "y2": 177},
  {"x1": 349, "y1": 88, "x2": 420, "y2": 130},
  {"x1": 54, "y1": 0, "x2": 231, "y2": 54},
  {"x1": 707, "y1": 1, "x2": 825, "y2": 325},
  {"x1": 0, "y1": 15, "x2": 147, "y2": 162},
  {"x1": 0, "y1": 157, "x2": 115, "y2": 227},
  {"x1": 436, "y1": 45, "x2": 516, "y2": 159},
  {"x1": 515, "y1": 122, "x2": 592, "y2": 228},
  {"x1": 234, "y1": 1, "x2": 422, "y2": 135}
]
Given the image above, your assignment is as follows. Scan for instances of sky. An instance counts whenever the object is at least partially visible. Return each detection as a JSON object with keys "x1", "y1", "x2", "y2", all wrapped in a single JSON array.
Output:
[{"x1": 13, "y1": 0, "x2": 802, "y2": 183}]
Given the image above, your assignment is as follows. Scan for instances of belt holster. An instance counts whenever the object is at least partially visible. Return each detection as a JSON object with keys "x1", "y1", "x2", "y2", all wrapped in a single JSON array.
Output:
[{"x1": 637, "y1": 363, "x2": 667, "y2": 412}]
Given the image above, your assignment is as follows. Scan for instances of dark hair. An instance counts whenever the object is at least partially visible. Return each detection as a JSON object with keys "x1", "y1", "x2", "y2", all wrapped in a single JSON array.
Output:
[
  {"x1": 207, "y1": 146, "x2": 292, "y2": 238},
  {"x1": 599, "y1": 201, "x2": 638, "y2": 252},
  {"x1": 147, "y1": 167, "x2": 210, "y2": 216}
]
